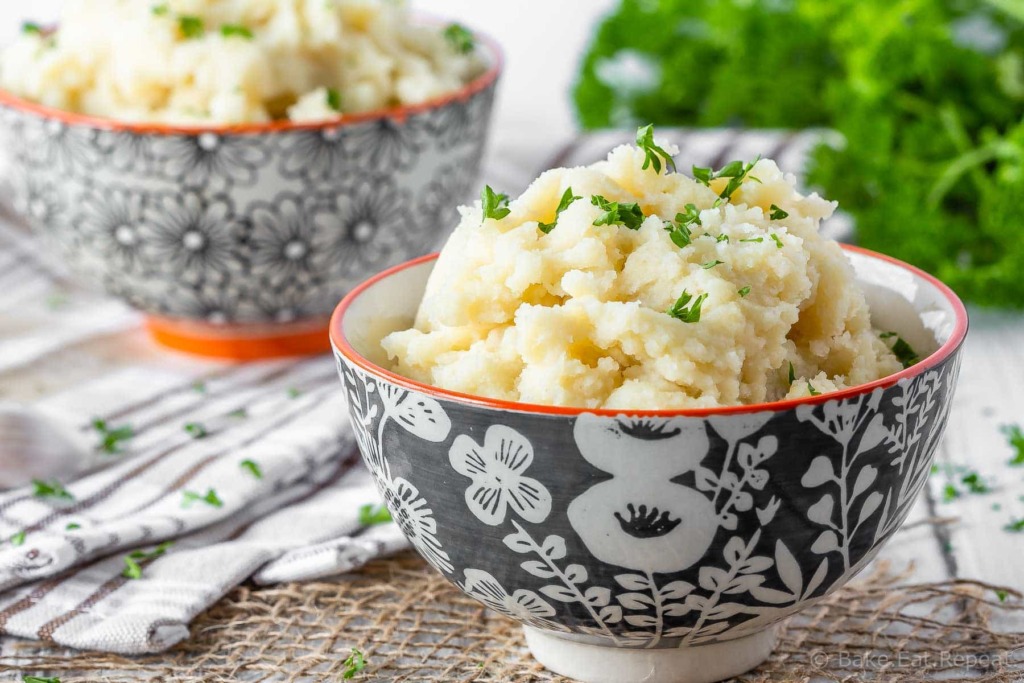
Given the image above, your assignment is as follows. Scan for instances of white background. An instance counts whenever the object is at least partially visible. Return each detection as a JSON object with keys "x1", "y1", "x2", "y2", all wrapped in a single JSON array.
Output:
[{"x1": 0, "y1": 1, "x2": 617, "y2": 187}]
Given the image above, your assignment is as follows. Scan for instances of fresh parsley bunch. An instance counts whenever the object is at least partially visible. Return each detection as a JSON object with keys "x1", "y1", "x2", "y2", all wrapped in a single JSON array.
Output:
[{"x1": 575, "y1": 0, "x2": 1024, "y2": 308}]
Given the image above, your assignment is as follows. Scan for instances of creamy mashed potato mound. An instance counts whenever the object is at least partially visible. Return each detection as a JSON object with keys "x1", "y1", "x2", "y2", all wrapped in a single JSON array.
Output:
[
  {"x1": 382, "y1": 142, "x2": 904, "y2": 410},
  {"x1": 0, "y1": 0, "x2": 483, "y2": 125}
]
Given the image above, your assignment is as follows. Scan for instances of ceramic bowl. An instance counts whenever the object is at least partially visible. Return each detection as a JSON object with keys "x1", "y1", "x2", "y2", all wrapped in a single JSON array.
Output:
[
  {"x1": 0, "y1": 36, "x2": 501, "y2": 359},
  {"x1": 329, "y1": 247, "x2": 968, "y2": 683}
]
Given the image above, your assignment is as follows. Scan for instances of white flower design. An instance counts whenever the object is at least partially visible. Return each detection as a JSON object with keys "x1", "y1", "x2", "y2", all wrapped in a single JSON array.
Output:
[
  {"x1": 449, "y1": 425, "x2": 552, "y2": 526},
  {"x1": 462, "y1": 568, "x2": 559, "y2": 628},
  {"x1": 383, "y1": 477, "x2": 453, "y2": 574},
  {"x1": 377, "y1": 385, "x2": 452, "y2": 442}
]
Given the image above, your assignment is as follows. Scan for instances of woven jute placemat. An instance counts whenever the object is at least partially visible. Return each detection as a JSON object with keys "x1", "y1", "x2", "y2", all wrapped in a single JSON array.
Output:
[{"x1": 1, "y1": 552, "x2": 1022, "y2": 682}]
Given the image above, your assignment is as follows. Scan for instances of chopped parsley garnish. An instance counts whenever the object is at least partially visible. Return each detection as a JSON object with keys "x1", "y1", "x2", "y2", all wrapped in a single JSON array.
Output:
[
  {"x1": 692, "y1": 157, "x2": 761, "y2": 207},
  {"x1": 192, "y1": 381, "x2": 206, "y2": 393},
  {"x1": 716, "y1": 234, "x2": 729, "y2": 243},
  {"x1": 806, "y1": 382, "x2": 821, "y2": 396},
  {"x1": 996, "y1": 589, "x2": 1009, "y2": 602},
  {"x1": 182, "y1": 489, "x2": 223, "y2": 509},
  {"x1": 480, "y1": 186, "x2": 511, "y2": 223},
  {"x1": 667, "y1": 290, "x2": 708, "y2": 323},
  {"x1": 942, "y1": 483, "x2": 959, "y2": 502},
  {"x1": 184, "y1": 422, "x2": 208, "y2": 439},
  {"x1": 10, "y1": 530, "x2": 26, "y2": 546},
  {"x1": 538, "y1": 187, "x2": 581, "y2": 234},
  {"x1": 769, "y1": 204, "x2": 789, "y2": 220},
  {"x1": 152, "y1": 4, "x2": 170, "y2": 16},
  {"x1": 701, "y1": 260, "x2": 724, "y2": 269},
  {"x1": 1002, "y1": 424, "x2": 1024, "y2": 466},
  {"x1": 880, "y1": 332, "x2": 919, "y2": 368},
  {"x1": 740, "y1": 236, "x2": 764, "y2": 243},
  {"x1": 23, "y1": 677, "x2": 61, "y2": 683},
  {"x1": 443, "y1": 23, "x2": 475, "y2": 54},
  {"x1": 32, "y1": 479, "x2": 73, "y2": 501},
  {"x1": 343, "y1": 648, "x2": 367, "y2": 679},
  {"x1": 221, "y1": 24, "x2": 254, "y2": 40},
  {"x1": 664, "y1": 204, "x2": 700, "y2": 247},
  {"x1": 240, "y1": 459, "x2": 263, "y2": 479},
  {"x1": 1005, "y1": 518, "x2": 1024, "y2": 533},
  {"x1": 358, "y1": 504, "x2": 393, "y2": 527},
  {"x1": 769, "y1": 233, "x2": 784, "y2": 249},
  {"x1": 738, "y1": 286, "x2": 751, "y2": 297},
  {"x1": 788, "y1": 362, "x2": 796, "y2": 385},
  {"x1": 287, "y1": 387, "x2": 303, "y2": 399},
  {"x1": 179, "y1": 16, "x2": 205, "y2": 39},
  {"x1": 635, "y1": 124, "x2": 676, "y2": 174},
  {"x1": 326, "y1": 88, "x2": 342, "y2": 113},
  {"x1": 65, "y1": 523, "x2": 81, "y2": 531},
  {"x1": 961, "y1": 472, "x2": 989, "y2": 495},
  {"x1": 22, "y1": 22, "x2": 43, "y2": 35},
  {"x1": 228, "y1": 408, "x2": 248, "y2": 419},
  {"x1": 591, "y1": 195, "x2": 645, "y2": 230},
  {"x1": 92, "y1": 418, "x2": 135, "y2": 455},
  {"x1": 121, "y1": 541, "x2": 173, "y2": 580}
]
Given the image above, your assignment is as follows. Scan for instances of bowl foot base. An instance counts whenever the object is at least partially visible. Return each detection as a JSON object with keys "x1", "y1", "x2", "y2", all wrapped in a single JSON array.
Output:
[
  {"x1": 145, "y1": 317, "x2": 331, "y2": 361},
  {"x1": 523, "y1": 625, "x2": 777, "y2": 683}
]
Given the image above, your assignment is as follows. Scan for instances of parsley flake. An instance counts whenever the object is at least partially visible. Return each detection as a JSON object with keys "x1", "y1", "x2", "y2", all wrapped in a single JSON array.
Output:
[
  {"x1": 184, "y1": 422, "x2": 208, "y2": 439},
  {"x1": 92, "y1": 418, "x2": 134, "y2": 455},
  {"x1": 221, "y1": 24, "x2": 254, "y2": 39},
  {"x1": 32, "y1": 479, "x2": 73, "y2": 501},
  {"x1": 788, "y1": 362, "x2": 796, "y2": 385},
  {"x1": 22, "y1": 22, "x2": 43, "y2": 35},
  {"x1": 996, "y1": 589, "x2": 1009, "y2": 602},
  {"x1": 228, "y1": 408, "x2": 248, "y2": 419},
  {"x1": 738, "y1": 286, "x2": 751, "y2": 297},
  {"x1": 769, "y1": 204, "x2": 789, "y2": 220},
  {"x1": 358, "y1": 503, "x2": 393, "y2": 527},
  {"x1": 591, "y1": 195, "x2": 645, "y2": 230},
  {"x1": 806, "y1": 382, "x2": 821, "y2": 396},
  {"x1": 179, "y1": 16, "x2": 205, "y2": 39},
  {"x1": 343, "y1": 648, "x2": 367, "y2": 679},
  {"x1": 880, "y1": 332, "x2": 920, "y2": 368},
  {"x1": 664, "y1": 204, "x2": 700, "y2": 247},
  {"x1": 770, "y1": 233, "x2": 784, "y2": 249},
  {"x1": 538, "y1": 187, "x2": 581, "y2": 234},
  {"x1": 480, "y1": 186, "x2": 511, "y2": 223},
  {"x1": 122, "y1": 541, "x2": 173, "y2": 580},
  {"x1": 701, "y1": 260, "x2": 724, "y2": 269},
  {"x1": 192, "y1": 380, "x2": 206, "y2": 393},
  {"x1": 10, "y1": 530, "x2": 26, "y2": 546},
  {"x1": 287, "y1": 387, "x2": 303, "y2": 399},
  {"x1": 65, "y1": 523, "x2": 81, "y2": 531},
  {"x1": 1005, "y1": 518, "x2": 1024, "y2": 533},
  {"x1": 667, "y1": 290, "x2": 708, "y2": 323},
  {"x1": 23, "y1": 677, "x2": 61, "y2": 683},
  {"x1": 443, "y1": 23, "x2": 475, "y2": 54},
  {"x1": 240, "y1": 459, "x2": 263, "y2": 479},
  {"x1": 635, "y1": 124, "x2": 676, "y2": 174},
  {"x1": 152, "y1": 4, "x2": 170, "y2": 16},
  {"x1": 961, "y1": 472, "x2": 989, "y2": 495},
  {"x1": 1002, "y1": 424, "x2": 1024, "y2": 466},
  {"x1": 693, "y1": 157, "x2": 761, "y2": 207},
  {"x1": 326, "y1": 88, "x2": 342, "y2": 113},
  {"x1": 740, "y1": 236, "x2": 764, "y2": 243},
  {"x1": 182, "y1": 489, "x2": 223, "y2": 509},
  {"x1": 716, "y1": 233, "x2": 730, "y2": 243}
]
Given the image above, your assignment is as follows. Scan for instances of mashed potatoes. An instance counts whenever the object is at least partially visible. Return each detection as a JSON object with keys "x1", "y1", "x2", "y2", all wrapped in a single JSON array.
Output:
[
  {"x1": 0, "y1": 0, "x2": 484, "y2": 125},
  {"x1": 382, "y1": 136, "x2": 904, "y2": 410}
]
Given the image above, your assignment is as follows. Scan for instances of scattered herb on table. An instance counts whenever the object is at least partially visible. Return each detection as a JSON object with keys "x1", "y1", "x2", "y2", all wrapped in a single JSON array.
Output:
[
  {"x1": 192, "y1": 380, "x2": 207, "y2": 393},
  {"x1": 880, "y1": 332, "x2": 919, "y2": 368},
  {"x1": 1005, "y1": 518, "x2": 1024, "y2": 533},
  {"x1": 667, "y1": 290, "x2": 707, "y2": 323},
  {"x1": 287, "y1": 387, "x2": 303, "y2": 399},
  {"x1": 769, "y1": 204, "x2": 789, "y2": 220},
  {"x1": 480, "y1": 186, "x2": 511, "y2": 223},
  {"x1": 738, "y1": 286, "x2": 751, "y2": 297},
  {"x1": 228, "y1": 408, "x2": 248, "y2": 419},
  {"x1": 92, "y1": 418, "x2": 135, "y2": 454},
  {"x1": 443, "y1": 23, "x2": 475, "y2": 54},
  {"x1": 240, "y1": 459, "x2": 263, "y2": 479},
  {"x1": 591, "y1": 195, "x2": 645, "y2": 230},
  {"x1": 22, "y1": 22, "x2": 43, "y2": 35},
  {"x1": 32, "y1": 479, "x2": 73, "y2": 501},
  {"x1": 178, "y1": 16, "x2": 205, "y2": 39},
  {"x1": 358, "y1": 504, "x2": 393, "y2": 527},
  {"x1": 10, "y1": 531, "x2": 26, "y2": 546},
  {"x1": 996, "y1": 589, "x2": 1009, "y2": 603},
  {"x1": 636, "y1": 123, "x2": 676, "y2": 174},
  {"x1": 184, "y1": 422, "x2": 208, "y2": 439},
  {"x1": 122, "y1": 541, "x2": 173, "y2": 580},
  {"x1": 538, "y1": 187, "x2": 581, "y2": 234},
  {"x1": 221, "y1": 24, "x2": 254, "y2": 39},
  {"x1": 326, "y1": 88, "x2": 342, "y2": 113},
  {"x1": 65, "y1": 523, "x2": 81, "y2": 531},
  {"x1": 1003, "y1": 424, "x2": 1024, "y2": 466},
  {"x1": 23, "y1": 677, "x2": 61, "y2": 683},
  {"x1": 182, "y1": 489, "x2": 223, "y2": 509},
  {"x1": 343, "y1": 648, "x2": 367, "y2": 679}
]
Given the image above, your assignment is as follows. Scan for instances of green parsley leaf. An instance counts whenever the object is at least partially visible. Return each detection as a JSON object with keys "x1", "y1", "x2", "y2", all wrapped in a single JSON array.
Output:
[
  {"x1": 288, "y1": 387, "x2": 303, "y2": 399},
  {"x1": 961, "y1": 472, "x2": 989, "y2": 495},
  {"x1": 738, "y1": 286, "x2": 751, "y2": 297},
  {"x1": 121, "y1": 541, "x2": 173, "y2": 580},
  {"x1": 806, "y1": 382, "x2": 821, "y2": 396},
  {"x1": 92, "y1": 418, "x2": 135, "y2": 455},
  {"x1": 152, "y1": 4, "x2": 170, "y2": 16},
  {"x1": 769, "y1": 233, "x2": 784, "y2": 249},
  {"x1": 538, "y1": 187, "x2": 581, "y2": 234},
  {"x1": 326, "y1": 88, "x2": 342, "y2": 113},
  {"x1": 343, "y1": 647, "x2": 367, "y2": 679},
  {"x1": 591, "y1": 195, "x2": 645, "y2": 230},
  {"x1": 880, "y1": 332, "x2": 919, "y2": 368},
  {"x1": 182, "y1": 489, "x2": 223, "y2": 509},
  {"x1": 228, "y1": 408, "x2": 248, "y2": 419},
  {"x1": 32, "y1": 479, "x2": 73, "y2": 501},
  {"x1": 788, "y1": 362, "x2": 796, "y2": 385},
  {"x1": 179, "y1": 16, "x2": 205, "y2": 39},
  {"x1": 22, "y1": 22, "x2": 43, "y2": 35},
  {"x1": 1005, "y1": 518, "x2": 1024, "y2": 533},
  {"x1": 1002, "y1": 424, "x2": 1024, "y2": 466},
  {"x1": 358, "y1": 503, "x2": 393, "y2": 527},
  {"x1": 23, "y1": 677, "x2": 61, "y2": 683},
  {"x1": 942, "y1": 483, "x2": 960, "y2": 502},
  {"x1": 769, "y1": 204, "x2": 789, "y2": 220},
  {"x1": 10, "y1": 530, "x2": 26, "y2": 546},
  {"x1": 996, "y1": 589, "x2": 1009, "y2": 602},
  {"x1": 65, "y1": 523, "x2": 81, "y2": 531},
  {"x1": 635, "y1": 124, "x2": 676, "y2": 174},
  {"x1": 667, "y1": 290, "x2": 708, "y2": 323},
  {"x1": 480, "y1": 186, "x2": 511, "y2": 223},
  {"x1": 740, "y1": 236, "x2": 764, "y2": 243},
  {"x1": 221, "y1": 24, "x2": 254, "y2": 39},
  {"x1": 664, "y1": 204, "x2": 700, "y2": 248},
  {"x1": 694, "y1": 157, "x2": 761, "y2": 206},
  {"x1": 443, "y1": 23, "x2": 475, "y2": 55},
  {"x1": 192, "y1": 380, "x2": 206, "y2": 393},
  {"x1": 716, "y1": 233, "x2": 729, "y2": 243},
  {"x1": 240, "y1": 459, "x2": 263, "y2": 479},
  {"x1": 184, "y1": 422, "x2": 208, "y2": 439},
  {"x1": 701, "y1": 260, "x2": 724, "y2": 269}
]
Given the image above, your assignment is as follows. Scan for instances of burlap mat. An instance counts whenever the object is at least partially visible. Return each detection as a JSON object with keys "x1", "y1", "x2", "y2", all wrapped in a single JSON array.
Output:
[{"x1": 1, "y1": 552, "x2": 1022, "y2": 682}]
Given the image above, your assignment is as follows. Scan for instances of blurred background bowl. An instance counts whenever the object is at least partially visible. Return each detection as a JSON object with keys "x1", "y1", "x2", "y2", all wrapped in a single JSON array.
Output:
[{"x1": 0, "y1": 34, "x2": 501, "y2": 359}]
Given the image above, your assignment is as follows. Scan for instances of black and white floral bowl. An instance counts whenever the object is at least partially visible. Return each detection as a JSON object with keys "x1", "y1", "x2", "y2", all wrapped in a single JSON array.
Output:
[
  {"x1": 0, "y1": 36, "x2": 500, "y2": 359},
  {"x1": 330, "y1": 248, "x2": 968, "y2": 683}
]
